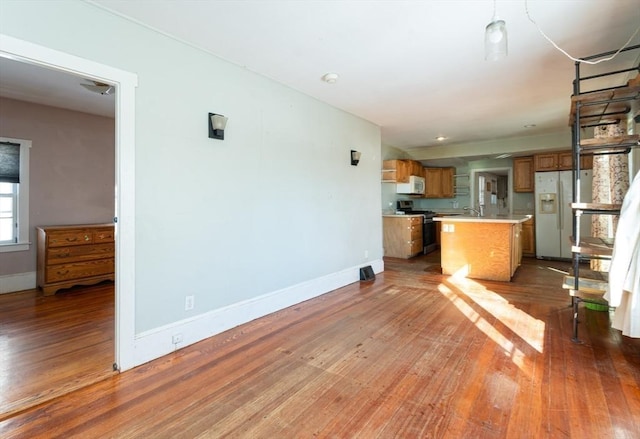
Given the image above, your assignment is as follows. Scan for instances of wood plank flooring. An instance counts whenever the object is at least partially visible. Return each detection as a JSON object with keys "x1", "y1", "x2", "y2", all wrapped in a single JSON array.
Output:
[
  {"x1": 0, "y1": 282, "x2": 115, "y2": 420},
  {"x1": 1, "y1": 254, "x2": 639, "y2": 438}
]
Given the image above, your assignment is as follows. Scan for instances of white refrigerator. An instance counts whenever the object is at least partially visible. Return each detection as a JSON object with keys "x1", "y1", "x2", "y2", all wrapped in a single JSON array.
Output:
[{"x1": 535, "y1": 170, "x2": 592, "y2": 259}]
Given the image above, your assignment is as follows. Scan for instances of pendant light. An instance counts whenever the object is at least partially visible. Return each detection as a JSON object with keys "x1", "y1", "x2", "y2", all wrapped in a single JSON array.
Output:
[{"x1": 485, "y1": 0, "x2": 507, "y2": 61}]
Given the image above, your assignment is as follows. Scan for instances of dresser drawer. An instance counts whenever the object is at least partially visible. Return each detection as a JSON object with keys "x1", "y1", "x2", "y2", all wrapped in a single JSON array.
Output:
[
  {"x1": 93, "y1": 228, "x2": 114, "y2": 243},
  {"x1": 48, "y1": 230, "x2": 94, "y2": 247},
  {"x1": 45, "y1": 258, "x2": 115, "y2": 283},
  {"x1": 47, "y1": 243, "x2": 115, "y2": 264}
]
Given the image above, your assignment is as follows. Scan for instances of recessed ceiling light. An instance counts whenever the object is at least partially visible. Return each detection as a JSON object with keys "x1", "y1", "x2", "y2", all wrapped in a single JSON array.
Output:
[
  {"x1": 495, "y1": 153, "x2": 512, "y2": 159},
  {"x1": 321, "y1": 72, "x2": 339, "y2": 83},
  {"x1": 524, "y1": 124, "x2": 536, "y2": 128},
  {"x1": 435, "y1": 136, "x2": 447, "y2": 141}
]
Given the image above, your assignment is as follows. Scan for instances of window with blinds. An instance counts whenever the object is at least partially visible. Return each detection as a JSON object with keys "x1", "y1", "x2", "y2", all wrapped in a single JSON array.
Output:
[{"x1": 0, "y1": 138, "x2": 30, "y2": 249}]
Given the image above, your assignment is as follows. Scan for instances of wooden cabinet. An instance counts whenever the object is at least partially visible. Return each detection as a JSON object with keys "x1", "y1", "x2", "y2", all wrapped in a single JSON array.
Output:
[
  {"x1": 383, "y1": 216, "x2": 423, "y2": 259},
  {"x1": 513, "y1": 156, "x2": 534, "y2": 192},
  {"x1": 410, "y1": 160, "x2": 425, "y2": 178},
  {"x1": 439, "y1": 219, "x2": 524, "y2": 281},
  {"x1": 534, "y1": 151, "x2": 592, "y2": 172},
  {"x1": 511, "y1": 223, "x2": 523, "y2": 277},
  {"x1": 424, "y1": 167, "x2": 455, "y2": 198},
  {"x1": 441, "y1": 167, "x2": 454, "y2": 198},
  {"x1": 535, "y1": 153, "x2": 561, "y2": 171},
  {"x1": 37, "y1": 223, "x2": 115, "y2": 295},
  {"x1": 382, "y1": 159, "x2": 424, "y2": 182},
  {"x1": 521, "y1": 216, "x2": 535, "y2": 257},
  {"x1": 558, "y1": 152, "x2": 573, "y2": 170},
  {"x1": 580, "y1": 154, "x2": 593, "y2": 170}
]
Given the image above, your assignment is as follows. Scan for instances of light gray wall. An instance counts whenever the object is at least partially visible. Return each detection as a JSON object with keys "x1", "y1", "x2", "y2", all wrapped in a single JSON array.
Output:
[
  {"x1": 0, "y1": 98, "x2": 115, "y2": 276},
  {"x1": 0, "y1": 1, "x2": 382, "y2": 333}
]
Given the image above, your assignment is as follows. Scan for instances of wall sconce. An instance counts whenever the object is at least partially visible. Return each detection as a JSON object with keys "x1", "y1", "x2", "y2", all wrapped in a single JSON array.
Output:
[
  {"x1": 351, "y1": 150, "x2": 361, "y2": 166},
  {"x1": 208, "y1": 113, "x2": 228, "y2": 140}
]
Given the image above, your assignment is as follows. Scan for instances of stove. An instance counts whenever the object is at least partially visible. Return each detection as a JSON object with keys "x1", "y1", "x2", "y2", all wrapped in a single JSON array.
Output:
[
  {"x1": 396, "y1": 201, "x2": 437, "y2": 254},
  {"x1": 396, "y1": 200, "x2": 435, "y2": 217}
]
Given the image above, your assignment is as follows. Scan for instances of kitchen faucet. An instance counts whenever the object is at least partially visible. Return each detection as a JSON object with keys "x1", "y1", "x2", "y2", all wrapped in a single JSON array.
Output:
[{"x1": 463, "y1": 206, "x2": 483, "y2": 217}]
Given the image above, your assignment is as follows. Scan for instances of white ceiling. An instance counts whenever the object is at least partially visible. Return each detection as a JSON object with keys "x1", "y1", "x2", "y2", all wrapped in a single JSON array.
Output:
[{"x1": 1, "y1": 0, "x2": 639, "y2": 156}]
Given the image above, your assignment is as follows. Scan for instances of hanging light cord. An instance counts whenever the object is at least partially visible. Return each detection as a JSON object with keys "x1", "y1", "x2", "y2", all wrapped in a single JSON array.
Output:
[{"x1": 524, "y1": 0, "x2": 640, "y2": 65}]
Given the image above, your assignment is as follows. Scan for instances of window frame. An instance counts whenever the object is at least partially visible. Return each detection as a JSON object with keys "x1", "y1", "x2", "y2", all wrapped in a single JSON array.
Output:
[{"x1": 0, "y1": 137, "x2": 31, "y2": 253}]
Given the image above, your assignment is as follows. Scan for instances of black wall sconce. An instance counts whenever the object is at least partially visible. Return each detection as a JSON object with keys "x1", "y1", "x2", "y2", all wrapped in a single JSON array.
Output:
[
  {"x1": 209, "y1": 113, "x2": 228, "y2": 140},
  {"x1": 351, "y1": 150, "x2": 361, "y2": 166}
]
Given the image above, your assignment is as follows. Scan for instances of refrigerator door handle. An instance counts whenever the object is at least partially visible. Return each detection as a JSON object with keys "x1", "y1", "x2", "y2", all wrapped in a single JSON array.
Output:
[{"x1": 558, "y1": 179, "x2": 562, "y2": 230}]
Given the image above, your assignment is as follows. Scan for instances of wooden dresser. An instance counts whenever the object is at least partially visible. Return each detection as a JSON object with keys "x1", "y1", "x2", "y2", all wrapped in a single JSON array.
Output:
[{"x1": 37, "y1": 223, "x2": 115, "y2": 295}]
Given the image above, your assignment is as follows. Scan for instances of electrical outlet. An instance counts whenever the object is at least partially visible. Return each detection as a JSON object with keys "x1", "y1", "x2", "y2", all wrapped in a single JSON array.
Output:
[
  {"x1": 185, "y1": 295, "x2": 194, "y2": 311},
  {"x1": 172, "y1": 333, "x2": 183, "y2": 344}
]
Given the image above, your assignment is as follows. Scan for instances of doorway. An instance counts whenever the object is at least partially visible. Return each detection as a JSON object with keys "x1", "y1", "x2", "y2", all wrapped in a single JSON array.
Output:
[
  {"x1": 0, "y1": 35, "x2": 137, "y2": 414},
  {"x1": 470, "y1": 167, "x2": 512, "y2": 216}
]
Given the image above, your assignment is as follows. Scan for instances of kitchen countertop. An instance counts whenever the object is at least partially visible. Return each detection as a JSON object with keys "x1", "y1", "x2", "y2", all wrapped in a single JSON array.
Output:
[
  {"x1": 382, "y1": 214, "x2": 425, "y2": 218},
  {"x1": 434, "y1": 214, "x2": 532, "y2": 224}
]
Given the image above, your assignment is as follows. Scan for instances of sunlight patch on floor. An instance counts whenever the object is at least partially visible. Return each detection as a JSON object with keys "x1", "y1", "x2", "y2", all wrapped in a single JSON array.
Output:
[{"x1": 438, "y1": 276, "x2": 545, "y2": 357}]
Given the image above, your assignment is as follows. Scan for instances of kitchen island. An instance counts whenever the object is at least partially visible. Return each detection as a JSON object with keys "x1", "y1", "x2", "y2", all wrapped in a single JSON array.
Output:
[{"x1": 434, "y1": 215, "x2": 531, "y2": 281}]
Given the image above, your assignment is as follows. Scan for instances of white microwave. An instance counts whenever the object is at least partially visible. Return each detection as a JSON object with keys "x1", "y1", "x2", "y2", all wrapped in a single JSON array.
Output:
[{"x1": 396, "y1": 175, "x2": 425, "y2": 195}]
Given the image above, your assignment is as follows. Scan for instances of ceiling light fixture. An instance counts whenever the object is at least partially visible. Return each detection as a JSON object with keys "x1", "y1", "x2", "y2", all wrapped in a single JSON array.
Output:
[
  {"x1": 485, "y1": 0, "x2": 507, "y2": 61},
  {"x1": 435, "y1": 136, "x2": 447, "y2": 141},
  {"x1": 524, "y1": 124, "x2": 536, "y2": 128},
  {"x1": 81, "y1": 81, "x2": 114, "y2": 95},
  {"x1": 321, "y1": 72, "x2": 339, "y2": 84}
]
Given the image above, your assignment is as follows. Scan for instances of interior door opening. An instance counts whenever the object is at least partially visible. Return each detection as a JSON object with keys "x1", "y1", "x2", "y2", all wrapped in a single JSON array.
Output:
[{"x1": 0, "y1": 35, "x2": 136, "y2": 417}]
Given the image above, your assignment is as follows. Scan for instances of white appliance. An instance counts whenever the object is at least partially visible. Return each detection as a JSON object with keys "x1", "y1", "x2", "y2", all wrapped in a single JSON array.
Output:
[
  {"x1": 535, "y1": 170, "x2": 592, "y2": 259},
  {"x1": 396, "y1": 175, "x2": 425, "y2": 195}
]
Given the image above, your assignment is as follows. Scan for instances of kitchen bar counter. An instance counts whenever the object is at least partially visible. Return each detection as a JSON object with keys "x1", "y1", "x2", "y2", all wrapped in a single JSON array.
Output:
[
  {"x1": 435, "y1": 215, "x2": 529, "y2": 281},
  {"x1": 433, "y1": 214, "x2": 531, "y2": 224}
]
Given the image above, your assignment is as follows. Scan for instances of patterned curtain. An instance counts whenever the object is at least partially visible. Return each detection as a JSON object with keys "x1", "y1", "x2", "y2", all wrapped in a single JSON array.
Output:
[{"x1": 591, "y1": 124, "x2": 629, "y2": 271}]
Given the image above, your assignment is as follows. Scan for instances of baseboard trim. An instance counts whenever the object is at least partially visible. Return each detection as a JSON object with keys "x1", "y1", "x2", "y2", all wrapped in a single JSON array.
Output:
[
  {"x1": 0, "y1": 271, "x2": 37, "y2": 294},
  {"x1": 131, "y1": 259, "x2": 384, "y2": 369}
]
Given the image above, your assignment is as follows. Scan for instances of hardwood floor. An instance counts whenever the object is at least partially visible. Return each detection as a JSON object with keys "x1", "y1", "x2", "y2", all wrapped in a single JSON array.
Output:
[
  {"x1": 1, "y1": 254, "x2": 639, "y2": 438},
  {"x1": 0, "y1": 282, "x2": 115, "y2": 420}
]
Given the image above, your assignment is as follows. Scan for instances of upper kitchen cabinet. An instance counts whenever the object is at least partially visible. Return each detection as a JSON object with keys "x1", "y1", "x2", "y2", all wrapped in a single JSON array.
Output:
[
  {"x1": 535, "y1": 152, "x2": 564, "y2": 171},
  {"x1": 411, "y1": 161, "x2": 425, "y2": 178},
  {"x1": 382, "y1": 159, "x2": 424, "y2": 183},
  {"x1": 534, "y1": 151, "x2": 592, "y2": 172},
  {"x1": 424, "y1": 167, "x2": 455, "y2": 198},
  {"x1": 513, "y1": 156, "x2": 534, "y2": 192}
]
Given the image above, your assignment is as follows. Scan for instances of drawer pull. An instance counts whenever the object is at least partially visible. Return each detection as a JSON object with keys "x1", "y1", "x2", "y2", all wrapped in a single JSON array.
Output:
[
  {"x1": 56, "y1": 270, "x2": 70, "y2": 276},
  {"x1": 84, "y1": 235, "x2": 90, "y2": 241},
  {"x1": 65, "y1": 237, "x2": 78, "y2": 242}
]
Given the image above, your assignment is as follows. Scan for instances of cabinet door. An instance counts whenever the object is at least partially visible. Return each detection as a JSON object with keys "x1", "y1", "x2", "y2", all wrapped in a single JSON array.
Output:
[
  {"x1": 381, "y1": 159, "x2": 411, "y2": 182},
  {"x1": 424, "y1": 168, "x2": 442, "y2": 198},
  {"x1": 558, "y1": 152, "x2": 573, "y2": 170},
  {"x1": 534, "y1": 153, "x2": 558, "y2": 171},
  {"x1": 410, "y1": 160, "x2": 424, "y2": 178},
  {"x1": 396, "y1": 160, "x2": 411, "y2": 182},
  {"x1": 521, "y1": 218, "x2": 535, "y2": 256},
  {"x1": 580, "y1": 154, "x2": 593, "y2": 170},
  {"x1": 441, "y1": 167, "x2": 455, "y2": 198},
  {"x1": 513, "y1": 157, "x2": 534, "y2": 192},
  {"x1": 383, "y1": 216, "x2": 422, "y2": 258}
]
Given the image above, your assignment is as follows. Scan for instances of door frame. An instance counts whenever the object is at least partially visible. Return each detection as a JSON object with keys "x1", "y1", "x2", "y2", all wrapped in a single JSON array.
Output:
[
  {"x1": 470, "y1": 166, "x2": 512, "y2": 214},
  {"x1": 0, "y1": 34, "x2": 138, "y2": 371}
]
